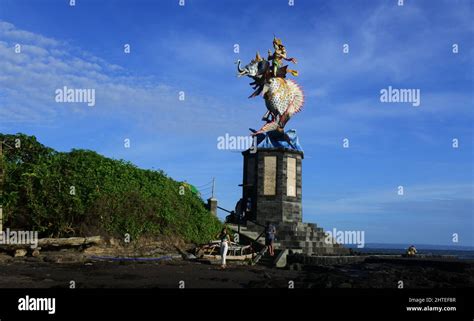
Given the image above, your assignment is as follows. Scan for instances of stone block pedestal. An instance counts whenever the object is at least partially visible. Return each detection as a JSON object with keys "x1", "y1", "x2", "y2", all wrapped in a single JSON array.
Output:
[{"x1": 241, "y1": 147, "x2": 348, "y2": 255}]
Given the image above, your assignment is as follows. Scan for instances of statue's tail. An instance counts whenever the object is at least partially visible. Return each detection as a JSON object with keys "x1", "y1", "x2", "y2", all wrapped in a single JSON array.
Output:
[
  {"x1": 253, "y1": 121, "x2": 280, "y2": 135},
  {"x1": 285, "y1": 79, "x2": 304, "y2": 116}
]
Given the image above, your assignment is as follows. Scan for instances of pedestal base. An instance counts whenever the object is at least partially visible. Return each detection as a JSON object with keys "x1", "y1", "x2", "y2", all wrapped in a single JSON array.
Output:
[{"x1": 240, "y1": 130, "x2": 348, "y2": 255}]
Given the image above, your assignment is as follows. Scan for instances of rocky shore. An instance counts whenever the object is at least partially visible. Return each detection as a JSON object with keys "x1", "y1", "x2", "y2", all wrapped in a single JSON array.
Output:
[{"x1": 0, "y1": 247, "x2": 472, "y2": 289}]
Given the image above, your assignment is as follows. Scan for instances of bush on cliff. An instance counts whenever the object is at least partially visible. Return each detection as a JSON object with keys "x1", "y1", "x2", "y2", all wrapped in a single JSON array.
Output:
[{"x1": 0, "y1": 133, "x2": 221, "y2": 244}]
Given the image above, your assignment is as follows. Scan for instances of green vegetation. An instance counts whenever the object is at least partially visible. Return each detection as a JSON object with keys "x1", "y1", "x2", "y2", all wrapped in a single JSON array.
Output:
[{"x1": 0, "y1": 133, "x2": 222, "y2": 244}]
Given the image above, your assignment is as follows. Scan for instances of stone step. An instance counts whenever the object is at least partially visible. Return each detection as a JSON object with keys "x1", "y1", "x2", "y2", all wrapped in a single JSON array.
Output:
[
  {"x1": 256, "y1": 249, "x2": 282, "y2": 267},
  {"x1": 227, "y1": 224, "x2": 281, "y2": 248},
  {"x1": 227, "y1": 223, "x2": 347, "y2": 255},
  {"x1": 251, "y1": 247, "x2": 267, "y2": 265}
]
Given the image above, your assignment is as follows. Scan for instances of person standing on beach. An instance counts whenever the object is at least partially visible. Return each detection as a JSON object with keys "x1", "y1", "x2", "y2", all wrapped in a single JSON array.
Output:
[
  {"x1": 218, "y1": 227, "x2": 231, "y2": 269},
  {"x1": 265, "y1": 222, "x2": 276, "y2": 256}
]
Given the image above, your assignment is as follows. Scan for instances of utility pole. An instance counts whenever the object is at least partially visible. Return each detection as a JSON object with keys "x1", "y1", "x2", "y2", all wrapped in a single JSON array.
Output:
[
  {"x1": 207, "y1": 178, "x2": 217, "y2": 216},
  {"x1": 211, "y1": 177, "x2": 215, "y2": 199}
]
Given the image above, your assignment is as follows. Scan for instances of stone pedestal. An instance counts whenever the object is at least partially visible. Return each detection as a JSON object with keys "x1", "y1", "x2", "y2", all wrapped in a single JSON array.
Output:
[
  {"x1": 241, "y1": 147, "x2": 348, "y2": 255},
  {"x1": 242, "y1": 148, "x2": 303, "y2": 226}
]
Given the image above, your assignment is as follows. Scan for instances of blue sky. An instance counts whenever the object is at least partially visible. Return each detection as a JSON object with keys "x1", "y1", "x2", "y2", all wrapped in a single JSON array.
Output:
[{"x1": 0, "y1": 0, "x2": 472, "y2": 246}]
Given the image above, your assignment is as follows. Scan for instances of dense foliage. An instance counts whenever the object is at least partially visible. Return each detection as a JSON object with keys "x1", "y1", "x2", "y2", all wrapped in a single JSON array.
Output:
[{"x1": 0, "y1": 133, "x2": 221, "y2": 243}]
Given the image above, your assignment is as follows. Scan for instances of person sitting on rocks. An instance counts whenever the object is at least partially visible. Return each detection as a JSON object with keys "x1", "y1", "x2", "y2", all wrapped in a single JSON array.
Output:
[{"x1": 407, "y1": 245, "x2": 417, "y2": 257}]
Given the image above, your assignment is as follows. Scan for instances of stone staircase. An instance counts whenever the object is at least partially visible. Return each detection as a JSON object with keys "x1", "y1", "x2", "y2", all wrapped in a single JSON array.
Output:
[
  {"x1": 227, "y1": 223, "x2": 285, "y2": 267},
  {"x1": 277, "y1": 222, "x2": 348, "y2": 255},
  {"x1": 256, "y1": 249, "x2": 283, "y2": 267},
  {"x1": 228, "y1": 221, "x2": 348, "y2": 257},
  {"x1": 227, "y1": 223, "x2": 281, "y2": 248}
]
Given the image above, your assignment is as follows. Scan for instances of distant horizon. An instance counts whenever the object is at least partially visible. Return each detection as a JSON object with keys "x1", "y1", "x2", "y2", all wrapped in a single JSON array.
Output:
[{"x1": 346, "y1": 243, "x2": 474, "y2": 250}]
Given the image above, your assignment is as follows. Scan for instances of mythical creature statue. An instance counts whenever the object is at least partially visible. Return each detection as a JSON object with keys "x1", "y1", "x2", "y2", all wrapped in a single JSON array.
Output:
[{"x1": 236, "y1": 37, "x2": 304, "y2": 137}]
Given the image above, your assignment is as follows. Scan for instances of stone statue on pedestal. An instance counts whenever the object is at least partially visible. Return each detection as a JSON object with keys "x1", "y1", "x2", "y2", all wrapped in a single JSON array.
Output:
[{"x1": 233, "y1": 38, "x2": 348, "y2": 256}]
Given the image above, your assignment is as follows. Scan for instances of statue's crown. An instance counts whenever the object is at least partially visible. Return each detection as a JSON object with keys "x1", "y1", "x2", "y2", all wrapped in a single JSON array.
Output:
[{"x1": 273, "y1": 36, "x2": 282, "y2": 46}]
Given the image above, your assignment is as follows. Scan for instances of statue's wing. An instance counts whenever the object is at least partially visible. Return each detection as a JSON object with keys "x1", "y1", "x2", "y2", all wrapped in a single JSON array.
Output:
[
  {"x1": 285, "y1": 79, "x2": 304, "y2": 116},
  {"x1": 248, "y1": 85, "x2": 264, "y2": 98},
  {"x1": 276, "y1": 66, "x2": 288, "y2": 78}
]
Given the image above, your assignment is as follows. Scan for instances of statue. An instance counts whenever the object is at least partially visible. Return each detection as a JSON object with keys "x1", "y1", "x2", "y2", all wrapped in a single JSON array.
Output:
[
  {"x1": 236, "y1": 37, "x2": 304, "y2": 145},
  {"x1": 267, "y1": 36, "x2": 298, "y2": 78}
]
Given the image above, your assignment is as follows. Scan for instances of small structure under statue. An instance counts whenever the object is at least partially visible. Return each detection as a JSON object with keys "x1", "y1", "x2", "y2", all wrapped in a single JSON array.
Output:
[{"x1": 234, "y1": 37, "x2": 348, "y2": 256}]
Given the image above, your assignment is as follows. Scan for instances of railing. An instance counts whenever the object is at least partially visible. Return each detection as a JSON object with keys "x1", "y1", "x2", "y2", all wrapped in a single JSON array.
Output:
[
  {"x1": 217, "y1": 206, "x2": 233, "y2": 214},
  {"x1": 254, "y1": 229, "x2": 266, "y2": 244},
  {"x1": 218, "y1": 206, "x2": 242, "y2": 234},
  {"x1": 218, "y1": 207, "x2": 268, "y2": 247},
  {"x1": 245, "y1": 219, "x2": 266, "y2": 243}
]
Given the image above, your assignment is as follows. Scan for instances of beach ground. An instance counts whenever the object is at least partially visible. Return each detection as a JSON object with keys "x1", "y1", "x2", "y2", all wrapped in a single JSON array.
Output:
[{"x1": 0, "y1": 251, "x2": 472, "y2": 289}]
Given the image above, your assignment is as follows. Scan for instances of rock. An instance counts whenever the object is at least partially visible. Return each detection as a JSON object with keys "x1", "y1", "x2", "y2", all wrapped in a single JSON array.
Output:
[
  {"x1": 32, "y1": 249, "x2": 41, "y2": 257},
  {"x1": 0, "y1": 253, "x2": 12, "y2": 262},
  {"x1": 43, "y1": 252, "x2": 85, "y2": 264},
  {"x1": 184, "y1": 253, "x2": 197, "y2": 260},
  {"x1": 14, "y1": 249, "x2": 27, "y2": 257},
  {"x1": 289, "y1": 263, "x2": 302, "y2": 271},
  {"x1": 84, "y1": 246, "x2": 108, "y2": 255},
  {"x1": 38, "y1": 236, "x2": 103, "y2": 249}
]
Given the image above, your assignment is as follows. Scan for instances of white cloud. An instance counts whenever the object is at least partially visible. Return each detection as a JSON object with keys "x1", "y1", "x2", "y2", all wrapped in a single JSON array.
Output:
[
  {"x1": 0, "y1": 20, "x2": 239, "y2": 135},
  {"x1": 0, "y1": 21, "x2": 59, "y2": 47}
]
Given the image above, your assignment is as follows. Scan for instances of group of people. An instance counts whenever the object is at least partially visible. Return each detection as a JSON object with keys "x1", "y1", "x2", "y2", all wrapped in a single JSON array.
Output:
[{"x1": 216, "y1": 222, "x2": 277, "y2": 269}]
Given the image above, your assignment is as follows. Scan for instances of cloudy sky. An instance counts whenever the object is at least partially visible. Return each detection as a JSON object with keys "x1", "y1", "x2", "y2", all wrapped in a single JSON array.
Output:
[{"x1": 0, "y1": 0, "x2": 472, "y2": 246}]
